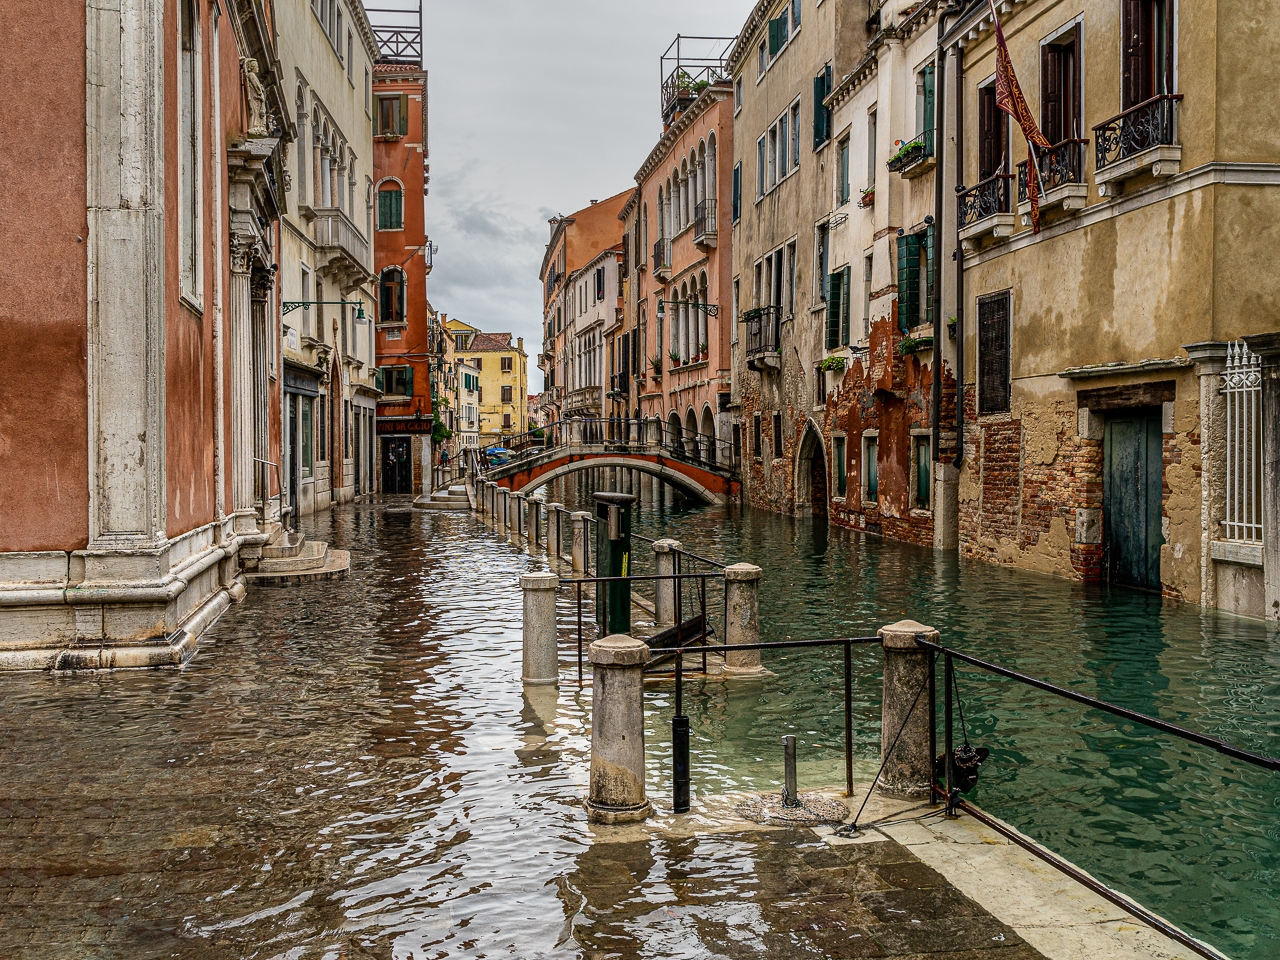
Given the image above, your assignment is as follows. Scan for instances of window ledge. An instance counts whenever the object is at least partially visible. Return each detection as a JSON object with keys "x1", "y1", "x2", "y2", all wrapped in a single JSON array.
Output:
[
  {"x1": 1096, "y1": 144, "x2": 1181, "y2": 197},
  {"x1": 1211, "y1": 539, "x2": 1263, "y2": 568},
  {"x1": 1018, "y1": 183, "x2": 1087, "y2": 220},
  {"x1": 959, "y1": 212, "x2": 1016, "y2": 247}
]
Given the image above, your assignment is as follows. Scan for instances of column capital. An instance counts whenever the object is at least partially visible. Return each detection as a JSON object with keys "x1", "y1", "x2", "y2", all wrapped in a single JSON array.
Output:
[
  {"x1": 652, "y1": 538, "x2": 683, "y2": 554},
  {"x1": 589, "y1": 634, "x2": 649, "y2": 667},
  {"x1": 878, "y1": 619, "x2": 939, "y2": 651},
  {"x1": 1183, "y1": 340, "x2": 1229, "y2": 374},
  {"x1": 725, "y1": 562, "x2": 761, "y2": 582}
]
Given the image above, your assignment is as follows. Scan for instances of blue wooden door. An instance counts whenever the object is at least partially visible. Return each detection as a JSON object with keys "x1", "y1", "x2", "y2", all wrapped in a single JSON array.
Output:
[{"x1": 1103, "y1": 413, "x2": 1164, "y2": 591}]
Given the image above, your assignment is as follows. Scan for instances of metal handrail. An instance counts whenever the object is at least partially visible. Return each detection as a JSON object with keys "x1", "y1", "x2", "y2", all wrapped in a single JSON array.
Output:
[{"x1": 252, "y1": 457, "x2": 288, "y2": 531}]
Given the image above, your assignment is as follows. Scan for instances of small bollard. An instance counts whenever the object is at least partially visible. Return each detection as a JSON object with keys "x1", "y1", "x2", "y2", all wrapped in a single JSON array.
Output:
[
  {"x1": 497, "y1": 488, "x2": 509, "y2": 533},
  {"x1": 546, "y1": 503, "x2": 564, "y2": 559},
  {"x1": 652, "y1": 539, "x2": 682, "y2": 626},
  {"x1": 520, "y1": 572, "x2": 559, "y2": 685},
  {"x1": 723, "y1": 563, "x2": 768, "y2": 677},
  {"x1": 508, "y1": 492, "x2": 521, "y2": 537},
  {"x1": 531, "y1": 501, "x2": 542, "y2": 547},
  {"x1": 570, "y1": 511, "x2": 591, "y2": 572},
  {"x1": 877, "y1": 620, "x2": 937, "y2": 800},
  {"x1": 782, "y1": 735, "x2": 799, "y2": 806},
  {"x1": 586, "y1": 634, "x2": 652, "y2": 823}
]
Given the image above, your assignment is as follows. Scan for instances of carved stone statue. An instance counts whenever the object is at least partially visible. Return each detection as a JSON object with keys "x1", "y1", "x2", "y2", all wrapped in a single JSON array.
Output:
[{"x1": 242, "y1": 58, "x2": 267, "y2": 137}]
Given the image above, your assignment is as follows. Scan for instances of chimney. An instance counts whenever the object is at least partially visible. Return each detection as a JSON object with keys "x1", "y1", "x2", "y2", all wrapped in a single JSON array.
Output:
[{"x1": 517, "y1": 337, "x2": 524, "y2": 352}]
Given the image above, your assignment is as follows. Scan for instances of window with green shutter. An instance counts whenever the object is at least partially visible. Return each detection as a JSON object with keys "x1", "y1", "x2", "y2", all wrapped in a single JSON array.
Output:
[
  {"x1": 896, "y1": 234, "x2": 920, "y2": 331},
  {"x1": 399, "y1": 94, "x2": 409, "y2": 135},
  {"x1": 813, "y1": 72, "x2": 828, "y2": 148},
  {"x1": 922, "y1": 224, "x2": 935, "y2": 326},
  {"x1": 378, "y1": 186, "x2": 403, "y2": 230},
  {"x1": 825, "y1": 269, "x2": 843, "y2": 349},
  {"x1": 732, "y1": 163, "x2": 741, "y2": 220},
  {"x1": 839, "y1": 266, "x2": 852, "y2": 345}
]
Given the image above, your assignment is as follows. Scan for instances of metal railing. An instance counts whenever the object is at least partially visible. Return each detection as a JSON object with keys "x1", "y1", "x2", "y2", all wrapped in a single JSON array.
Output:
[
  {"x1": 477, "y1": 417, "x2": 737, "y2": 471},
  {"x1": 1224, "y1": 340, "x2": 1263, "y2": 542},
  {"x1": 742, "y1": 305, "x2": 782, "y2": 361},
  {"x1": 652, "y1": 238, "x2": 672, "y2": 273},
  {"x1": 311, "y1": 207, "x2": 370, "y2": 271},
  {"x1": 693, "y1": 199, "x2": 717, "y2": 241},
  {"x1": 1017, "y1": 138, "x2": 1088, "y2": 201},
  {"x1": 1094, "y1": 94, "x2": 1181, "y2": 172},
  {"x1": 958, "y1": 174, "x2": 1013, "y2": 228},
  {"x1": 886, "y1": 128, "x2": 934, "y2": 172}
]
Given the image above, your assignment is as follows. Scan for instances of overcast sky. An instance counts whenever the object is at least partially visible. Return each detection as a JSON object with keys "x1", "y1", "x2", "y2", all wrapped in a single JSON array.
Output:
[{"x1": 406, "y1": 0, "x2": 755, "y2": 362}]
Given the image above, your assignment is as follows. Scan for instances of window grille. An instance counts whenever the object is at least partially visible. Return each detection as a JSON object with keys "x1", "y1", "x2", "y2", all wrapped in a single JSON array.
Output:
[
  {"x1": 1224, "y1": 340, "x2": 1263, "y2": 542},
  {"x1": 977, "y1": 293, "x2": 1011, "y2": 414}
]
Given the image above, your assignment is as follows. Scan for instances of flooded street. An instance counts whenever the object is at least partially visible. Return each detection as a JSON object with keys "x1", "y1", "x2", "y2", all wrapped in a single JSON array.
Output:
[{"x1": 0, "y1": 487, "x2": 1276, "y2": 958}]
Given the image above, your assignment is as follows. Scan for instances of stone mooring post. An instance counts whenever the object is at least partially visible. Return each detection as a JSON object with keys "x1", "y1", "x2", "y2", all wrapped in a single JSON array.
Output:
[
  {"x1": 877, "y1": 620, "x2": 937, "y2": 799},
  {"x1": 723, "y1": 563, "x2": 767, "y2": 677},
  {"x1": 511, "y1": 493, "x2": 525, "y2": 540},
  {"x1": 586, "y1": 633, "x2": 652, "y2": 823},
  {"x1": 496, "y1": 487, "x2": 509, "y2": 534},
  {"x1": 571, "y1": 511, "x2": 591, "y2": 572},
  {"x1": 521, "y1": 572, "x2": 559, "y2": 685},
  {"x1": 547, "y1": 503, "x2": 564, "y2": 560},
  {"x1": 652, "y1": 539, "x2": 682, "y2": 627}
]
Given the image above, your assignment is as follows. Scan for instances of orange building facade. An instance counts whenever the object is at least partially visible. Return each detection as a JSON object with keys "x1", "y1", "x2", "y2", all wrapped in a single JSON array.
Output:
[{"x1": 371, "y1": 60, "x2": 436, "y2": 495}]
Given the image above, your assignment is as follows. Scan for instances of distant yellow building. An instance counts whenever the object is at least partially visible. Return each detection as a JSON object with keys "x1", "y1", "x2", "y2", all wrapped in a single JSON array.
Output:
[{"x1": 444, "y1": 318, "x2": 528, "y2": 444}]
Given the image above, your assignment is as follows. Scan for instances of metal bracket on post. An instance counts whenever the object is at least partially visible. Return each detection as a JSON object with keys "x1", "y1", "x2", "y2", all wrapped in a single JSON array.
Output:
[{"x1": 782, "y1": 735, "x2": 799, "y2": 807}]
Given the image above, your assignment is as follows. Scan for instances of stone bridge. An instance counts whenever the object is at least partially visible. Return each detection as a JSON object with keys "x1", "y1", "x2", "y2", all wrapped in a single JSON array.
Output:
[{"x1": 482, "y1": 420, "x2": 740, "y2": 504}]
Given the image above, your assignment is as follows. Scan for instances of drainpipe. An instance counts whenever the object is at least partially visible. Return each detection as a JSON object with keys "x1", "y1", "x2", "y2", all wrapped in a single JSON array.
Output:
[
  {"x1": 931, "y1": 5, "x2": 963, "y2": 463},
  {"x1": 952, "y1": 12, "x2": 966, "y2": 469}
]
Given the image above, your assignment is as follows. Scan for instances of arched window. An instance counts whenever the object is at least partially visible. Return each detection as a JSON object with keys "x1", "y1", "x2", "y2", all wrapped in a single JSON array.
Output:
[
  {"x1": 377, "y1": 181, "x2": 403, "y2": 230},
  {"x1": 379, "y1": 267, "x2": 405, "y2": 324}
]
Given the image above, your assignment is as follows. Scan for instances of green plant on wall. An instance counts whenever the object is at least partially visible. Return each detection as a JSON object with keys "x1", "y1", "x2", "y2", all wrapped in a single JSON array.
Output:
[
  {"x1": 431, "y1": 413, "x2": 452, "y2": 446},
  {"x1": 821, "y1": 355, "x2": 846, "y2": 372}
]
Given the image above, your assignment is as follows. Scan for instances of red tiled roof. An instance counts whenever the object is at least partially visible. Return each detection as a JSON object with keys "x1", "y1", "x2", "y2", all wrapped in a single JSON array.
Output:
[{"x1": 468, "y1": 333, "x2": 513, "y2": 351}]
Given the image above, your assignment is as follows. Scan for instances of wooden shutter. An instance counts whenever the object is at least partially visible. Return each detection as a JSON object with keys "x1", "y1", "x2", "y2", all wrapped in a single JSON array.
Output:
[
  {"x1": 922, "y1": 64, "x2": 936, "y2": 145},
  {"x1": 391, "y1": 189, "x2": 402, "y2": 228},
  {"x1": 404, "y1": 366, "x2": 414, "y2": 397},
  {"x1": 1042, "y1": 44, "x2": 1063, "y2": 144},
  {"x1": 978, "y1": 294, "x2": 1011, "y2": 414},
  {"x1": 839, "y1": 267, "x2": 852, "y2": 345},
  {"x1": 732, "y1": 164, "x2": 741, "y2": 220},
  {"x1": 923, "y1": 225, "x2": 935, "y2": 326},
  {"x1": 768, "y1": 17, "x2": 782, "y2": 56},
  {"x1": 813, "y1": 73, "x2": 827, "y2": 147},
  {"x1": 897, "y1": 235, "x2": 920, "y2": 331},
  {"x1": 1070, "y1": 24, "x2": 1083, "y2": 138},
  {"x1": 825, "y1": 270, "x2": 842, "y2": 349},
  {"x1": 978, "y1": 88, "x2": 998, "y2": 179},
  {"x1": 399, "y1": 94, "x2": 409, "y2": 135},
  {"x1": 377, "y1": 189, "x2": 391, "y2": 229},
  {"x1": 1122, "y1": 0, "x2": 1149, "y2": 109}
]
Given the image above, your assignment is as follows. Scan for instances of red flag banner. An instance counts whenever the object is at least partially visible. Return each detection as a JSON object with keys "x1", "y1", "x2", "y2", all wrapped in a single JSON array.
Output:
[{"x1": 988, "y1": 0, "x2": 1051, "y2": 232}]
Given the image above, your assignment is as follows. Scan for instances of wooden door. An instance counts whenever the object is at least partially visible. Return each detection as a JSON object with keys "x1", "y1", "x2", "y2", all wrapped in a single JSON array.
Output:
[{"x1": 1103, "y1": 413, "x2": 1164, "y2": 590}]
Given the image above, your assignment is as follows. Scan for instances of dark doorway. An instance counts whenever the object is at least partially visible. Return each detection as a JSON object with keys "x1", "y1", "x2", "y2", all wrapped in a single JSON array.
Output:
[
  {"x1": 1103, "y1": 412, "x2": 1163, "y2": 591},
  {"x1": 288, "y1": 395, "x2": 299, "y2": 530},
  {"x1": 809, "y1": 446, "x2": 828, "y2": 518},
  {"x1": 382, "y1": 437, "x2": 413, "y2": 494}
]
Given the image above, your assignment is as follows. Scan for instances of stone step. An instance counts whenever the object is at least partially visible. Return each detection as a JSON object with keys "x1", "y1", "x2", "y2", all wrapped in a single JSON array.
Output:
[
  {"x1": 246, "y1": 548, "x2": 350, "y2": 587},
  {"x1": 256, "y1": 539, "x2": 327, "y2": 573},
  {"x1": 262, "y1": 531, "x2": 306, "y2": 559}
]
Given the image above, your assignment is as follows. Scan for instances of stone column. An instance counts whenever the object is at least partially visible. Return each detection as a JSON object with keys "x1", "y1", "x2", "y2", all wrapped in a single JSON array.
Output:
[
  {"x1": 547, "y1": 503, "x2": 564, "y2": 559},
  {"x1": 1243, "y1": 333, "x2": 1280, "y2": 620},
  {"x1": 877, "y1": 620, "x2": 936, "y2": 799},
  {"x1": 1185, "y1": 342, "x2": 1229, "y2": 606},
  {"x1": 497, "y1": 487, "x2": 509, "y2": 533},
  {"x1": 530, "y1": 500, "x2": 542, "y2": 547},
  {"x1": 653, "y1": 539, "x2": 681, "y2": 626},
  {"x1": 571, "y1": 511, "x2": 591, "y2": 572},
  {"x1": 723, "y1": 563, "x2": 767, "y2": 677},
  {"x1": 647, "y1": 417, "x2": 662, "y2": 446},
  {"x1": 312, "y1": 136, "x2": 323, "y2": 207},
  {"x1": 508, "y1": 491, "x2": 521, "y2": 538},
  {"x1": 228, "y1": 239, "x2": 257, "y2": 530},
  {"x1": 521, "y1": 572, "x2": 559, "y2": 684},
  {"x1": 571, "y1": 417, "x2": 583, "y2": 445},
  {"x1": 586, "y1": 634, "x2": 652, "y2": 823}
]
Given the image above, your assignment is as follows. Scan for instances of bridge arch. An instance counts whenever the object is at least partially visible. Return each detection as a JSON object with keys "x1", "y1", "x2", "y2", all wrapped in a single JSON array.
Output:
[{"x1": 515, "y1": 455, "x2": 725, "y2": 504}]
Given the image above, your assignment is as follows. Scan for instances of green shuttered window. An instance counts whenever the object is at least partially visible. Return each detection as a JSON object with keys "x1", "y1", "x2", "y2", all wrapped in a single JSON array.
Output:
[{"x1": 825, "y1": 266, "x2": 851, "y2": 349}]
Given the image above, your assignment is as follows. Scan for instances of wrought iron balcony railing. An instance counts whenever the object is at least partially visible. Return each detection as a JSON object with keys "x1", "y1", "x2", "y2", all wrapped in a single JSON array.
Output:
[
  {"x1": 652, "y1": 238, "x2": 672, "y2": 272},
  {"x1": 742, "y1": 305, "x2": 782, "y2": 361},
  {"x1": 958, "y1": 174, "x2": 1013, "y2": 228},
  {"x1": 1017, "y1": 139, "x2": 1088, "y2": 202},
  {"x1": 1094, "y1": 94, "x2": 1182, "y2": 172},
  {"x1": 886, "y1": 129, "x2": 934, "y2": 173},
  {"x1": 694, "y1": 199, "x2": 717, "y2": 241}
]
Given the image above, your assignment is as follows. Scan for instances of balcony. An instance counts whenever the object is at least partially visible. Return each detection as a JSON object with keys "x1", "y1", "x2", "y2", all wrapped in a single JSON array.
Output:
[
  {"x1": 694, "y1": 199, "x2": 717, "y2": 249},
  {"x1": 886, "y1": 129, "x2": 935, "y2": 179},
  {"x1": 1093, "y1": 94, "x2": 1183, "y2": 197},
  {"x1": 1017, "y1": 139, "x2": 1088, "y2": 223},
  {"x1": 653, "y1": 238, "x2": 672, "y2": 281},
  {"x1": 743, "y1": 305, "x2": 782, "y2": 373},
  {"x1": 958, "y1": 174, "x2": 1015, "y2": 249},
  {"x1": 312, "y1": 207, "x2": 371, "y2": 284}
]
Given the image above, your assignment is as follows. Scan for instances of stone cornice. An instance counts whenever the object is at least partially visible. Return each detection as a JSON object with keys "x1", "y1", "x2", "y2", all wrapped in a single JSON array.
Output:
[
  {"x1": 633, "y1": 84, "x2": 732, "y2": 186},
  {"x1": 726, "y1": 0, "x2": 777, "y2": 74}
]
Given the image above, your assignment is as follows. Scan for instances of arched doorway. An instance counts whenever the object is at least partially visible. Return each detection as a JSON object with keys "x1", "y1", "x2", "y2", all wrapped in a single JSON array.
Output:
[
  {"x1": 699, "y1": 404, "x2": 717, "y2": 464},
  {"x1": 666, "y1": 411, "x2": 683, "y2": 453},
  {"x1": 794, "y1": 422, "x2": 828, "y2": 518},
  {"x1": 684, "y1": 408, "x2": 700, "y2": 461}
]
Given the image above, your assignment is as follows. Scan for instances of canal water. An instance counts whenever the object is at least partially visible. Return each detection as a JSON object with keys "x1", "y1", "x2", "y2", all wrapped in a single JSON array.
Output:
[{"x1": 0, "y1": 478, "x2": 1274, "y2": 958}]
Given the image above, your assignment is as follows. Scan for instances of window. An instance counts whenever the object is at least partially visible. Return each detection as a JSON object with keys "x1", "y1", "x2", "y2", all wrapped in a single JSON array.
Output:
[
  {"x1": 1224, "y1": 341, "x2": 1263, "y2": 542},
  {"x1": 915, "y1": 64, "x2": 936, "y2": 152},
  {"x1": 825, "y1": 265, "x2": 851, "y2": 349},
  {"x1": 300, "y1": 265, "x2": 312, "y2": 338},
  {"x1": 758, "y1": 41, "x2": 766, "y2": 79},
  {"x1": 778, "y1": 112, "x2": 789, "y2": 178},
  {"x1": 790, "y1": 100, "x2": 802, "y2": 168},
  {"x1": 318, "y1": 394, "x2": 327, "y2": 462},
  {"x1": 501, "y1": 356, "x2": 513, "y2": 372},
  {"x1": 978, "y1": 85, "x2": 1007, "y2": 180},
  {"x1": 383, "y1": 365, "x2": 412, "y2": 397},
  {"x1": 501, "y1": 385, "x2": 513, "y2": 403},
  {"x1": 867, "y1": 109, "x2": 877, "y2": 189},
  {"x1": 473, "y1": 357, "x2": 482, "y2": 370},
  {"x1": 1122, "y1": 0, "x2": 1173, "y2": 109},
  {"x1": 364, "y1": 68, "x2": 370, "y2": 112},
  {"x1": 835, "y1": 435, "x2": 847, "y2": 496},
  {"x1": 503, "y1": 413, "x2": 512, "y2": 429},
  {"x1": 978, "y1": 292, "x2": 1012, "y2": 414},
  {"x1": 756, "y1": 136, "x2": 766, "y2": 198},
  {"x1": 896, "y1": 225, "x2": 933, "y2": 330},
  {"x1": 1042, "y1": 24, "x2": 1082, "y2": 143},
  {"x1": 838, "y1": 135, "x2": 851, "y2": 203},
  {"x1": 815, "y1": 223, "x2": 829, "y2": 301},
  {"x1": 733, "y1": 423, "x2": 742, "y2": 462},
  {"x1": 772, "y1": 412, "x2": 783, "y2": 459},
  {"x1": 377, "y1": 95, "x2": 408, "y2": 136},
  {"x1": 768, "y1": 125, "x2": 778, "y2": 186},
  {"x1": 595, "y1": 267, "x2": 605, "y2": 300},
  {"x1": 768, "y1": 7, "x2": 790, "y2": 57},
  {"x1": 732, "y1": 162, "x2": 741, "y2": 221},
  {"x1": 731, "y1": 279, "x2": 740, "y2": 344},
  {"x1": 864, "y1": 436, "x2": 878, "y2": 502},
  {"x1": 299, "y1": 396, "x2": 313, "y2": 478},
  {"x1": 786, "y1": 242, "x2": 797, "y2": 316},
  {"x1": 377, "y1": 184, "x2": 403, "y2": 229},
  {"x1": 734, "y1": 77, "x2": 743, "y2": 110},
  {"x1": 813, "y1": 65, "x2": 832, "y2": 147},
  {"x1": 862, "y1": 254, "x2": 873, "y2": 340},
  {"x1": 179, "y1": 0, "x2": 202, "y2": 302},
  {"x1": 914, "y1": 436, "x2": 931, "y2": 509},
  {"x1": 455, "y1": 334, "x2": 468, "y2": 350},
  {"x1": 753, "y1": 412, "x2": 762, "y2": 457},
  {"x1": 347, "y1": 30, "x2": 353, "y2": 78},
  {"x1": 793, "y1": 0, "x2": 802, "y2": 26},
  {"x1": 814, "y1": 363, "x2": 826, "y2": 407},
  {"x1": 379, "y1": 267, "x2": 405, "y2": 325}
]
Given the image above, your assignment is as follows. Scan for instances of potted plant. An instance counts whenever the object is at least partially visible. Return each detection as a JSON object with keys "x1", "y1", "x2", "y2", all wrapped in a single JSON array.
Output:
[
  {"x1": 946, "y1": 316, "x2": 957, "y2": 339},
  {"x1": 821, "y1": 355, "x2": 846, "y2": 372},
  {"x1": 650, "y1": 355, "x2": 663, "y2": 377},
  {"x1": 886, "y1": 137, "x2": 926, "y2": 172},
  {"x1": 900, "y1": 333, "x2": 934, "y2": 355},
  {"x1": 669, "y1": 349, "x2": 681, "y2": 369},
  {"x1": 699, "y1": 340, "x2": 709, "y2": 361},
  {"x1": 858, "y1": 186, "x2": 875, "y2": 208}
]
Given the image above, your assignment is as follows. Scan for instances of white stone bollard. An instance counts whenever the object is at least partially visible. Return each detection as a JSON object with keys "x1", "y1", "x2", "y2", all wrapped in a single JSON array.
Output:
[
  {"x1": 530, "y1": 500, "x2": 542, "y2": 547},
  {"x1": 878, "y1": 620, "x2": 937, "y2": 799},
  {"x1": 586, "y1": 634, "x2": 652, "y2": 823},
  {"x1": 508, "y1": 492, "x2": 521, "y2": 537},
  {"x1": 653, "y1": 539, "x2": 682, "y2": 627},
  {"x1": 546, "y1": 503, "x2": 564, "y2": 559},
  {"x1": 570, "y1": 511, "x2": 591, "y2": 572},
  {"x1": 497, "y1": 487, "x2": 509, "y2": 533},
  {"x1": 723, "y1": 563, "x2": 768, "y2": 677},
  {"x1": 571, "y1": 417, "x2": 583, "y2": 445},
  {"x1": 521, "y1": 572, "x2": 559, "y2": 685}
]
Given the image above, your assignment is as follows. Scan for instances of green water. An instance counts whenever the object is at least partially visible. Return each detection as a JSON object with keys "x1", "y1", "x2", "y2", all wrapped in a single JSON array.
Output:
[{"x1": 552, "y1": 475, "x2": 1280, "y2": 960}]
